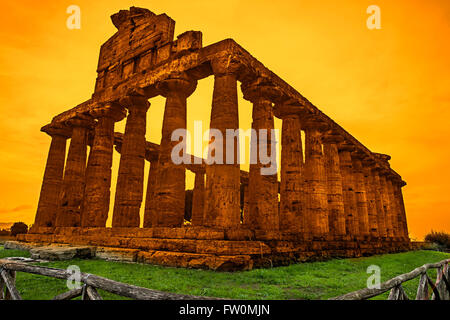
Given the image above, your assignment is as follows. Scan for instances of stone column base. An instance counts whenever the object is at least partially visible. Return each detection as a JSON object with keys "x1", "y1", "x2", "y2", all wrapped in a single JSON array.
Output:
[{"x1": 14, "y1": 226, "x2": 414, "y2": 271}]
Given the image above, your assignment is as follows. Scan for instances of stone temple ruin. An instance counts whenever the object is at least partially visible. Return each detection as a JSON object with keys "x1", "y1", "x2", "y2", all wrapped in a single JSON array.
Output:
[{"x1": 19, "y1": 7, "x2": 411, "y2": 271}]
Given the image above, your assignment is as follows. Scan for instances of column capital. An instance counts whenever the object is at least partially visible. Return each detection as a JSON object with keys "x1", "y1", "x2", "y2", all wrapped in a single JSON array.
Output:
[
  {"x1": 322, "y1": 133, "x2": 344, "y2": 144},
  {"x1": 391, "y1": 175, "x2": 406, "y2": 187},
  {"x1": 187, "y1": 164, "x2": 206, "y2": 175},
  {"x1": 90, "y1": 103, "x2": 126, "y2": 122},
  {"x1": 156, "y1": 73, "x2": 197, "y2": 98},
  {"x1": 374, "y1": 152, "x2": 392, "y2": 162},
  {"x1": 338, "y1": 141, "x2": 356, "y2": 152},
  {"x1": 145, "y1": 149, "x2": 159, "y2": 163},
  {"x1": 301, "y1": 116, "x2": 329, "y2": 132},
  {"x1": 273, "y1": 102, "x2": 309, "y2": 119},
  {"x1": 210, "y1": 54, "x2": 243, "y2": 77},
  {"x1": 350, "y1": 150, "x2": 369, "y2": 161},
  {"x1": 375, "y1": 154, "x2": 393, "y2": 177},
  {"x1": 65, "y1": 114, "x2": 95, "y2": 129},
  {"x1": 362, "y1": 156, "x2": 377, "y2": 168},
  {"x1": 41, "y1": 123, "x2": 71, "y2": 139},
  {"x1": 241, "y1": 77, "x2": 284, "y2": 104},
  {"x1": 119, "y1": 89, "x2": 150, "y2": 112}
]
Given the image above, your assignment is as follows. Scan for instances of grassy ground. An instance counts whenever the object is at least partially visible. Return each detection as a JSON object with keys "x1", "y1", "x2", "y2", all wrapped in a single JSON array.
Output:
[{"x1": 0, "y1": 246, "x2": 448, "y2": 300}]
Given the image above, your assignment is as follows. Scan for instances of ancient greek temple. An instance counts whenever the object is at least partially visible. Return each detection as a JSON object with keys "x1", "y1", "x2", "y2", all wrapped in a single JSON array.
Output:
[{"x1": 19, "y1": 7, "x2": 410, "y2": 270}]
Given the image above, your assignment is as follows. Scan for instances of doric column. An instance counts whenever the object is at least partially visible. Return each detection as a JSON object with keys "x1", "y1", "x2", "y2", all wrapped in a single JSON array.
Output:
[
  {"x1": 371, "y1": 166, "x2": 387, "y2": 238},
  {"x1": 386, "y1": 177, "x2": 401, "y2": 239},
  {"x1": 351, "y1": 152, "x2": 370, "y2": 237},
  {"x1": 143, "y1": 152, "x2": 159, "y2": 228},
  {"x1": 362, "y1": 158, "x2": 379, "y2": 237},
  {"x1": 152, "y1": 73, "x2": 197, "y2": 227},
  {"x1": 322, "y1": 134, "x2": 346, "y2": 238},
  {"x1": 374, "y1": 153, "x2": 396, "y2": 238},
  {"x1": 242, "y1": 183, "x2": 250, "y2": 223},
  {"x1": 203, "y1": 56, "x2": 241, "y2": 228},
  {"x1": 241, "y1": 79, "x2": 280, "y2": 231},
  {"x1": 34, "y1": 124, "x2": 71, "y2": 228},
  {"x1": 191, "y1": 168, "x2": 206, "y2": 226},
  {"x1": 303, "y1": 117, "x2": 329, "y2": 238},
  {"x1": 274, "y1": 105, "x2": 304, "y2": 235},
  {"x1": 393, "y1": 179, "x2": 409, "y2": 240},
  {"x1": 112, "y1": 92, "x2": 150, "y2": 228},
  {"x1": 82, "y1": 104, "x2": 126, "y2": 227},
  {"x1": 338, "y1": 144, "x2": 359, "y2": 237},
  {"x1": 378, "y1": 171, "x2": 394, "y2": 238},
  {"x1": 55, "y1": 115, "x2": 94, "y2": 227}
]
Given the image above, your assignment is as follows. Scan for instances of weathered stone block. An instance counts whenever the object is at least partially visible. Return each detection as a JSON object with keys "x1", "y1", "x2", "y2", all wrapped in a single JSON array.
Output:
[
  {"x1": 254, "y1": 230, "x2": 281, "y2": 241},
  {"x1": 196, "y1": 240, "x2": 271, "y2": 255},
  {"x1": 29, "y1": 226, "x2": 55, "y2": 234},
  {"x1": 155, "y1": 43, "x2": 172, "y2": 64},
  {"x1": 188, "y1": 255, "x2": 253, "y2": 271},
  {"x1": 175, "y1": 31, "x2": 202, "y2": 52},
  {"x1": 95, "y1": 247, "x2": 139, "y2": 262},
  {"x1": 30, "y1": 245, "x2": 94, "y2": 261},
  {"x1": 4, "y1": 241, "x2": 35, "y2": 251},
  {"x1": 224, "y1": 228, "x2": 255, "y2": 241}
]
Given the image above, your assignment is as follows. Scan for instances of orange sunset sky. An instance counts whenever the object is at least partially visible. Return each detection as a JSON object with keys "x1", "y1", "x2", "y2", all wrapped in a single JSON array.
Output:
[{"x1": 0, "y1": 0, "x2": 449, "y2": 240}]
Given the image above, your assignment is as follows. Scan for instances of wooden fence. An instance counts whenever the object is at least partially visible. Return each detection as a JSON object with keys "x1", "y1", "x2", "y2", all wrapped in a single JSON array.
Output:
[
  {"x1": 0, "y1": 259, "x2": 219, "y2": 300},
  {"x1": 331, "y1": 258, "x2": 450, "y2": 300},
  {"x1": 2, "y1": 257, "x2": 449, "y2": 300}
]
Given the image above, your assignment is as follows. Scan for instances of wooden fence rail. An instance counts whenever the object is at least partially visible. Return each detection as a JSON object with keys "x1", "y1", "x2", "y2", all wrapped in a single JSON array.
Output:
[
  {"x1": 330, "y1": 258, "x2": 450, "y2": 300},
  {"x1": 2, "y1": 257, "x2": 449, "y2": 301},
  {"x1": 0, "y1": 259, "x2": 219, "y2": 300}
]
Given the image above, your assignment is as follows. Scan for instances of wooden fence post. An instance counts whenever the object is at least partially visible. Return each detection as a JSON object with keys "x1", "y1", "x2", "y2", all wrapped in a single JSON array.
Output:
[
  {"x1": 443, "y1": 263, "x2": 450, "y2": 300},
  {"x1": 1, "y1": 269, "x2": 21, "y2": 300},
  {"x1": 426, "y1": 273, "x2": 441, "y2": 300},
  {"x1": 86, "y1": 286, "x2": 103, "y2": 300},
  {"x1": 388, "y1": 285, "x2": 408, "y2": 300},
  {"x1": 0, "y1": 273, "x2": 5, "y2": 300},
  {"x1": 398, "y1": 285, "x2": 409, "y2": 300},
  {"x1": 388, "y1": 286, "x2": 400, "y2": 300},
  {"x1": 435, "y1": 265, "x2": 450, "y2": 300},
  {"x1": 81, "y1": 284, "x2": 88, "y2": 300},
  {"x1": 416, "y1": 272, "x2": 429, "y2": 300}
]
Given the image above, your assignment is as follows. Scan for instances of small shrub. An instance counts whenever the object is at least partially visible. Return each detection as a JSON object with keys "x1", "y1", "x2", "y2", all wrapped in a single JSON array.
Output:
[
  {"x1": 10, "y1": 222, "x2": 28, "y2": 236},
  {"x1": 424, "y1": 231, "x2": 450, "y2": 251}
]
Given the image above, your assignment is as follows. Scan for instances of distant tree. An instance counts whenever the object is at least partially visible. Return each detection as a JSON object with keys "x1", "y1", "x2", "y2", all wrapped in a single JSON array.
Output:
[
  {"x1": 0, "y1": 229, "x2": 10, "y2": 236},
  {"x1": 10, "y1": 222, "x2": 28, "y2": 236},
  {"x1": 425, "y1": 231, "x2": 450, "y2": 251}
]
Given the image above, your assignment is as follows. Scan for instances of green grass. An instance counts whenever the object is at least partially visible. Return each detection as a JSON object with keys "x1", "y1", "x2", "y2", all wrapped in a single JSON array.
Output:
[{"x1": 0, "y1": 246, "x2": 448, "y2": 300}]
